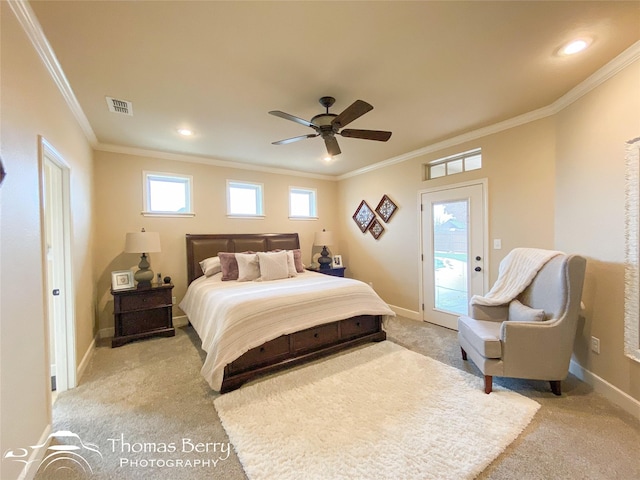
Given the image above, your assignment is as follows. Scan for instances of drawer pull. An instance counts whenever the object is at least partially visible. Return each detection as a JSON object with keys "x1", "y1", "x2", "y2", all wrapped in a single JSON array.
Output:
[
  {"x1": 314, "y1": 333, "x2": 319, "y2": 338},
  {"x1": 356, "y1": 322, "x2": 360, "y2": 327},
  {"x1": 260, "y1": 347, "x2": 265, "y2": 353}
]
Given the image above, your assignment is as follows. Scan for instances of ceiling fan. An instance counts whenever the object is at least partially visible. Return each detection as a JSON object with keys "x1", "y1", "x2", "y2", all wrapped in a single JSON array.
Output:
[{"x1": 269, "y1": 96, "x2": 392, "y2": 157}]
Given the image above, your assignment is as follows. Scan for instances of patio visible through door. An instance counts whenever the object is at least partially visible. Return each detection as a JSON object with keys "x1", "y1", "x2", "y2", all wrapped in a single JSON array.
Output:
[{"x1": 421, "y1": 181, "x2": 487, "y2": 330}]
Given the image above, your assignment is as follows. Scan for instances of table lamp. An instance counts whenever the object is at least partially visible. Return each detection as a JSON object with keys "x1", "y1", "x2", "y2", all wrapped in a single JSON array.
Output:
[
  {"x1": 314, "y1": 229, "x2": 334, "y2": 270},
  {"x1": 124, "y1": 228, "x2": 161, "y2": 288}
]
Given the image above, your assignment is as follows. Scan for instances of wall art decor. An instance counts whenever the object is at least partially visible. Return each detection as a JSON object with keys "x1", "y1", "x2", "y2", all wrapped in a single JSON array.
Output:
[
  {"x1": 369, "y1": 218, "x2": 385, "y2": 239},
  {"x1": 353, "y1": 200, "x2": 375, "y2": 233},
  {"x1": 624, "y1": 137, "x2": 640, "y2": 363},
  {"x1": 376, "y1": 194, "x2": 397, "y2": 223}
]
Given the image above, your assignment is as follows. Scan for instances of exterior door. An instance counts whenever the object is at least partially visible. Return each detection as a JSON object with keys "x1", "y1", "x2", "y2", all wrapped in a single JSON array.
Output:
[{"x1": 421, "y1": 181, "x2": 487, "y2": 330}]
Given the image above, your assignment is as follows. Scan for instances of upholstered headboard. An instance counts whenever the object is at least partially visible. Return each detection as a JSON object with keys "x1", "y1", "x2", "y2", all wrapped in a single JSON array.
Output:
[{"x1": 185, "y1": 233, "x2": 300, "y2": 285}]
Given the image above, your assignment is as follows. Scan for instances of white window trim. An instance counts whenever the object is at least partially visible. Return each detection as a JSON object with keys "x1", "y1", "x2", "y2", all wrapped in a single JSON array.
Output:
[
  {"x1": 226, "y1": 180, "x2": 265, "y2": 217},
  {"x1": 289, "y1": 186, "x2": 318, "y2": 220},
  {"x1": 142, "y1": 171, "x2": 194, "y2": 217},
  {"x1": 424, "y1": 148, "x2": 482, "y2": 180}
]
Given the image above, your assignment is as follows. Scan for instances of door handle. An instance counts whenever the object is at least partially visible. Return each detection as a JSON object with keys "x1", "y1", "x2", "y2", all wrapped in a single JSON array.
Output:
[
  {"x1": 474, "y1": 267, "x2": 482, "y2": 272},
  {"x1": 52, "y1": 289, "x2": 60, "y2": 296}
]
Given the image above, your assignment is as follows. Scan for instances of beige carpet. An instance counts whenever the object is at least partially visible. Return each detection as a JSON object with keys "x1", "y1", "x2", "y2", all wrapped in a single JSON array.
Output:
[
  {"x1": 215, "y1": 341, "x2": 540, "y2": 480},
  {"x1": 36, "y1": 318, "x2": 640, "y2": 479}
]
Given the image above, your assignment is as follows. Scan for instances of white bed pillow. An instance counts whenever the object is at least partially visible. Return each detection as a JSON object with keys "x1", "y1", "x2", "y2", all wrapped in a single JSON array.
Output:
[
  {"x1": 199, "y1": 256, "x2": 221, "y2": 277},
  {"x1": 257, "y1": 250, "x2": 290, "y2": 281},
  {"x1": 236, "y1": 253, "x2": 260, "y2": 282}
]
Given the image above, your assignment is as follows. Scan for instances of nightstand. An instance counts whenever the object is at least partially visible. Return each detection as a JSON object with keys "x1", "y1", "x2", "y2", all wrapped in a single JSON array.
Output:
[
  {"x1": 306, "y1": 266, "x2": 346, "y2": 277},
  {"x1": 111, "y1": 283, "x2": 175, "y2": 347}
]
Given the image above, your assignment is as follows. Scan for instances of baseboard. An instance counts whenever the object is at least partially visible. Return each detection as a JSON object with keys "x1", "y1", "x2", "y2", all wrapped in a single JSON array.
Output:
[
  {"x1": 569, "y1": 359, "x2": 640, "y2": 420},
  {"x1": 76, "y1": 337, "x2": 96, "y2": 383},
  {"x1": 389, "y1": 304, "x2": 421, "y2": 321},
  {"x1": 172, "y1": 315, "x2": 189, "y2": 327},
  {"x1": 17, "y1": 423, "x2": 52, "y2": 480}
]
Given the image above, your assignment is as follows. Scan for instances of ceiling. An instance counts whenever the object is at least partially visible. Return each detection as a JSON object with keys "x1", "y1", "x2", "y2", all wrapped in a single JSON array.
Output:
[{"x1": 28, "y1": 1, "x2": 640, "y2": 177}]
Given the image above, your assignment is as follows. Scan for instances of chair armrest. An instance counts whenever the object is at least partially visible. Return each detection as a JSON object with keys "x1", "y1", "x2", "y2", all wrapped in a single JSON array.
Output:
[{"x1": 469, "y1": 303, "x2": 508, "y2": 322}]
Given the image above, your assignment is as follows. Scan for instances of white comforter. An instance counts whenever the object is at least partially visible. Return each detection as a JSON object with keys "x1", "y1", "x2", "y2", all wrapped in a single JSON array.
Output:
[{"x1": 179, "y1": 271, "x2": 395, "y2": 391}]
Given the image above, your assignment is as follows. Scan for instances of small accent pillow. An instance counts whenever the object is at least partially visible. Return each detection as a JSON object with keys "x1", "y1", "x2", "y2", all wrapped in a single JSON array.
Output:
[
  {"x1": 257, "y1": 250, "x2": 290, "y2": 281},
  {"x1": 285, "y1": 250, "x2": 297, "y2": 277},
  {"x1": 508, "y1": 299, "x2": 545, "y2": 322},
  {"x1": 236, "y1": 253, "x2": 260, "y2": 282},
  {"x1": 291, "y1": 248, "x2": 304, "y2": 273},
  {"x1": 199, "y1": 256, "x2": 221, "y2": 277},
  {"x1": 219, "y1": 252, "x2": 239, "y2": 281}
]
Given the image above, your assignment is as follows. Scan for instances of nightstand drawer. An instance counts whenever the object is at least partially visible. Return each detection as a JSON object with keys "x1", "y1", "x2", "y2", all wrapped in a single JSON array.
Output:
[
  {"x1": 120, "y1": 309, "x2": 171, "y2": 336},
  {"x1": 118, "y1": 290, "x2": 171, "y2": 312}
]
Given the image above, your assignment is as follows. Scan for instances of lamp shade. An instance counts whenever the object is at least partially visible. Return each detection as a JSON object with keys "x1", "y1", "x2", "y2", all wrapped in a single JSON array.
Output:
[
  {"x1": 124, "y1": 231, "x2": 161, "y2": 254},
  {"x1": 314, "y1": 230, "x2": 334, "y2": 246}
]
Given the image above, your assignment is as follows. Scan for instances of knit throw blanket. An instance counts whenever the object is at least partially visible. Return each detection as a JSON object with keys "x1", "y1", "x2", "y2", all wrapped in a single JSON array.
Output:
[{"x1": 470, "y1": 248, "x2": 563, "y2": 306}]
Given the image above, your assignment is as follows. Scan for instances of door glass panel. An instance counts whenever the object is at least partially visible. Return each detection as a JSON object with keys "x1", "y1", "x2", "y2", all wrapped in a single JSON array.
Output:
[{"x1": 432, "y1": 200, "x2": 469, "y2": 315}]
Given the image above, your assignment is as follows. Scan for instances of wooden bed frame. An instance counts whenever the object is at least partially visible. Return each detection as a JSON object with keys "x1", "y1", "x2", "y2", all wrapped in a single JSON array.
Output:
[{"x1": 185, "y1": 233, "x2": 386, "y2": 393}]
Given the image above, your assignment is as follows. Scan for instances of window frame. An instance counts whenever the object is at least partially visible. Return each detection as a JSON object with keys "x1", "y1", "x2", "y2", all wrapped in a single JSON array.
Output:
[
  {"x1": 226, "y1": 180, "x2": 265, "y2": 218},
  {"x1": 424, "y1": 148, "x2": 482, "y2": 180},
  {"x1": 288, "y1": 186, "x2": 318, "y2": 220},
  {"x1": 142, "y1": 171, "x2": 194, "y2": 217}
]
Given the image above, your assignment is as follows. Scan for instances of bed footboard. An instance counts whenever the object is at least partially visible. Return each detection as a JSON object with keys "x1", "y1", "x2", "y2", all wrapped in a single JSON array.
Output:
[{"x1": 220, "y1": 315, "x2": 386, "y2": 393}]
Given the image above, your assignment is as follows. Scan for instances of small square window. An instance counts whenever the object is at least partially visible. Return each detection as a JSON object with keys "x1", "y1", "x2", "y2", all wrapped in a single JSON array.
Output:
[
  {"x1": 289, "y1": 187, "x2": 317, "y2": 219},
  {"x1": 227, "y1": 180, "x2": 264, "y2": 217},
  {"x1": 143, "y1": 172, "x2": 193, "y2": 216}
]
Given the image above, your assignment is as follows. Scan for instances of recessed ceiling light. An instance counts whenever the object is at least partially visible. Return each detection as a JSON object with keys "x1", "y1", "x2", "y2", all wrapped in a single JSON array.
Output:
[
  {"x1": 177, "y1": 128, "x2": 193, "y2": 136},
  {"x1": 560, "y1": 38, "x2": 591, "y2": 56},
  {"x1": 323, "y1": 155, "x2": 332, "y2": 162}
]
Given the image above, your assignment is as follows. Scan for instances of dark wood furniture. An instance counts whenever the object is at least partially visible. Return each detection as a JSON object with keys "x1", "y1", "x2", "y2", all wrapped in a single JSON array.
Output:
[
  {"x1": 306, "y1": 266, "x2": 346, "y2": 277},
  {"x1": 111, "y1": 283, "x2": 175, "y2": 347},
  {"x1": 185, "y1": 233, "x2": 386, "y2": 393}
]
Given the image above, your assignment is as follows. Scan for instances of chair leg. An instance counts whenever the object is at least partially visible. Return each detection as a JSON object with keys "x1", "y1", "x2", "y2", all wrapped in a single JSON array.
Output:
[
  {"x1": 484, "y1": 375, "x2": 493, "y2": 394},
  {"x1": 550, "y1": 380, "x2": 561, "y2": 396},
  {"x1": 461, "y1": 347, "x2": 468, "y2": 361}
]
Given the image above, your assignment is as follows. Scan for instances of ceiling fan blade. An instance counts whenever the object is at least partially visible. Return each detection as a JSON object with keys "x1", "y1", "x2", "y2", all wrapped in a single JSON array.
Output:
[
  {"x1": 324, "y1": 136, "x2": 341, "y2": 156},
  {"x1": 272, "y1": 133, "x2": 319, "y2": 145},
  {"x1": 340, "y1": 129, "x2": 392, "y2": 142},
  {"x1": 331, "y1": 100, "x2": 373, "y2": 128},
  {"x1": 269, "y1": 110, "x2": 317, "y2": 128}
]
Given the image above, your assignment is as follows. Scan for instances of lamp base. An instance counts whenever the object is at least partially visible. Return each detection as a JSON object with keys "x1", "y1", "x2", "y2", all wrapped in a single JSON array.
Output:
[
  {"x1": 135, "y1": 253, "x2": 154, "y2": 288},
  {"x1": 318, "y1": 246, "x2": 332, "y2": 270}
]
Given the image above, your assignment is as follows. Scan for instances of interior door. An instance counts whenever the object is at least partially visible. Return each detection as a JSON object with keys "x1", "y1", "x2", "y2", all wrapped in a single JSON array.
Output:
[
  {"x1": 41, "y1": 138, "x2": 75, "y2": 393},
  {"x1": 421, "y1": 181, "x2": 487, "y2": 330}
]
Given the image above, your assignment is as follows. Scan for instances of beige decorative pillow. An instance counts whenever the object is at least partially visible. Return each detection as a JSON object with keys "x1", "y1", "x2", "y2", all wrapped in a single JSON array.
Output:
[
  {"x1": 508, "y1": 299, "x2": 545, "y2": 322},
  {"x1": 285, "y1": 250, "x2": 297, "y2": 277},
  {"x1": 257, "y1": 250, "x2": 290, "y2": 281},
  {"x1": 236, "y1": 253, "x2": 260, "y2": 282},
  {"x1": 199, "y1": 256, "x2": 221, "y2": 277}
]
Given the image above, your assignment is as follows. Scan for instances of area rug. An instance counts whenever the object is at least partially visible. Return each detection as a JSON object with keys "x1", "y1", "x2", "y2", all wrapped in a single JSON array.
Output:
[{"x1": 214, "y1": 341, "x2": 540, "y2": 480}]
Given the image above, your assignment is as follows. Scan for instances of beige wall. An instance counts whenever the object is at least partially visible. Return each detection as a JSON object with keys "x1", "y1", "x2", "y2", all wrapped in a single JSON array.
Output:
[
  {"x1": 555, "y1": 58, "x2": 640, "y2": 400},
  {"x1": 337, "y1": 117, "x2": 557, "y2": 314},
  {"x1": 93, "y1": 150, "x2": 338, "y2": 333},
  {"x1": 1, "y1": 5, "x2": 95, "y2": 480}
]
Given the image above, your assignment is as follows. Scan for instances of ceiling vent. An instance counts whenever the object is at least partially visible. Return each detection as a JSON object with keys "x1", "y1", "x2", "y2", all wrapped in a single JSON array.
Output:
[{"x1": 105, "y1": 96, "x2": 133, "y2": 116}]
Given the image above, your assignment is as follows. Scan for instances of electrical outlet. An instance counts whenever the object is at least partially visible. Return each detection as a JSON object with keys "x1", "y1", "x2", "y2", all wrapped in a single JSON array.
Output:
[
  {"x1": 591, "y1": 336, "x2": 600, "y2": 354},
  {"x1": 172, "y1": 296, "x2": 176, "y2": 304}
]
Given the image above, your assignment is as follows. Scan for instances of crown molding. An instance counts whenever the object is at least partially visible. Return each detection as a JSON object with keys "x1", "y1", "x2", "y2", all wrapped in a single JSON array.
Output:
[
  {"x1": 9, "y1": 0, "x2": 98, "y2": 145},
  {"x1": 340, "y1": 40, "x2": 640, "y2": 180},
  {"x1": 95, "y1": 143, "x2": 337, "y2": 181}
]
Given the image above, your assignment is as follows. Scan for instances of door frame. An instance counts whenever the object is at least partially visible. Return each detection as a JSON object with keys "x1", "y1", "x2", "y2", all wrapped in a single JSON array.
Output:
[
  {"x1": 39, "y1": 136, "x2": 76, "y2": 392},
  {"x1": 418, "y1": 178, "x2": 489, "y2": 329}
]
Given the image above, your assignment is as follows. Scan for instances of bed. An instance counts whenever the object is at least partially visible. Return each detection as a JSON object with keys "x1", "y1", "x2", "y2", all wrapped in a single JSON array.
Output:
[{"x1": 180, "y1": 233, "x2": 394, "y2": 393}]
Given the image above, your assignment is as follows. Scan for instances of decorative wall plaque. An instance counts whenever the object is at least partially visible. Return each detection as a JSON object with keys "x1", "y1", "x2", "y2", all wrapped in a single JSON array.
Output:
[
  {"x1": 375, "y1": 194, "x2": 397, "y2": 223},
  {"x1": 369, "y1": 218, "x2": 385, "y2": 239},
  {"x1": 352, "y1": 200, "x2": 375, "y2": 233}
]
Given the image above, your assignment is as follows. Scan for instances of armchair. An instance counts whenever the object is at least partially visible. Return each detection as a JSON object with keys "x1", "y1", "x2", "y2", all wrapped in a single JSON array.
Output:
[{"x1": 458, "y1": 253, "x2": 586, "y2": 395}]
